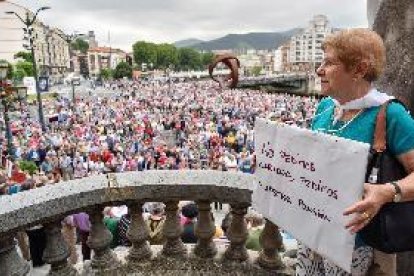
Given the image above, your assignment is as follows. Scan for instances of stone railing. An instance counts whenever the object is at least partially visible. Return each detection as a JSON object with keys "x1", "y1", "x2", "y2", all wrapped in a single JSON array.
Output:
[{"x1": 0, "y1": 170, "x2": 291, "y2": 275}]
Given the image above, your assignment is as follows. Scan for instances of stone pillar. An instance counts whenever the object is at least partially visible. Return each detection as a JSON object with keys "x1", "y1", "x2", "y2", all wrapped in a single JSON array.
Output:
[
  {"x1": 372, "y1": 0, "x2": 414, "y2": 112},
  {"x1": 161, "y1": 201, "x2": 186, "y2": 258},
  {"x1": 0, "y1": 234, "x2": 30, "y2": 276},
  {"x1": 257, "y1": 219, "x2": 284, "y2": 270},
  {"x1": 223, "y1": 203, "x2": 249, "y2": 262},
  {"x1": 87, "y1": 208, "x2": 120, "y2": 271},
  {"x1": 43, "y1": 222, "x2": 78, "y2": 275},
  {"x1": 193, "y1": 200, "x2": 217, "y2": 258},
  {"x1": 127, "y1": 203, "x2": 152, "y2": 262}
]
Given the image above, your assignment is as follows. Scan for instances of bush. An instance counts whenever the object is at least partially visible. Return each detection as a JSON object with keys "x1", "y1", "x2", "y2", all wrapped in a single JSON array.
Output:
[{"x1": 19, "y1": 160, "x2": 38, "y2": 175}]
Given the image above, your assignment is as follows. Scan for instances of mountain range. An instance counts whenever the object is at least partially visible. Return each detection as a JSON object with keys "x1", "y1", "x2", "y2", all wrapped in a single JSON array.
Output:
[{"x1": 174, "y1": 28, "x2": 303, "y2": 51}]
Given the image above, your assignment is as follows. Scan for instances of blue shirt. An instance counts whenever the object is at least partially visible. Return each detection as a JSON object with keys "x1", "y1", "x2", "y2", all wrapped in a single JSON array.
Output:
[
  {"x1": 312, "y1": 97, "x2": 414, "y2": 156},
  {"x1": 312, "y1": 97, "x2": 414, "y2": 248}
]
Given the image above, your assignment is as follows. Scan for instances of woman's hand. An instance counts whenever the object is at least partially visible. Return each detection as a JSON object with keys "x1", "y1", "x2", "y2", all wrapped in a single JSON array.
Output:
[{"x1": 343, "y1": 183, "x2": 394, "y2": 234}]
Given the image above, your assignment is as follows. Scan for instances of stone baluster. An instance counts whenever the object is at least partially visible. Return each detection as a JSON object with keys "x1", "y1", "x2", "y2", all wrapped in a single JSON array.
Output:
[
  {"x1": 224, "y1": 203, "x2": 249, "y2": 262},
  {"x1": 161, "y1": 201, "x2": 186, "y2": 258},
  {"x1": 0, "y1": 233, "x2": 30, "y2": 276},
  {"x1": 193, "y1": 200, "x2": 217, "y2": 258},
  {"x1": 127, "y1": 203, "x2": 152, "y2": 262},
  {"x1": 43, "y1": 222, "x2": 78, "y2": 275},
  {"x1": 257, "y1": 219, "x2": 284, "y2": 270},
  {"x1": 87, "y1": 208, "x2": 120, "y2": 271}
]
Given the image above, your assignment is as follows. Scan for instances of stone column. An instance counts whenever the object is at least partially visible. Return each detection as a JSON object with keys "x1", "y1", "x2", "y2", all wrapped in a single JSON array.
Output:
[
  {"x1": 43, "y1": 222, "x2": 78, "y2": 275},
  {"x1": 223, "y1": 203, "x2": 249, "y2": 262},
  {"x1": 193, "y1": 200, "x2": 217, "y2": 258},
  {"x1": 0, "y1": 234, "x2": 30, "y2": 276},
  {"x1": 257, "y1": 219, "x2": 284, "y2": 270},
  {"x1": 161, "y1": 201, "x2": 186, "y2": 258},
  {"x1": 87, "y1": 208, "x2": 120, "y2": 271},
  {"x1": 127, "y1": 203, "x2": 152, "y2": 262}
]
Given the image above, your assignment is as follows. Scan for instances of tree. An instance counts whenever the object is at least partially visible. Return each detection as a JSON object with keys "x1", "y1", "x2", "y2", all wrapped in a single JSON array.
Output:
[
  {"x1": 178, "y1": 47, "x2": 202, "y2": 71},
  {"x1": 99, "y1": 68, "x2": 113, "y2": 80},
  {"x1": 13, "y1": 51, "x2": 33, "y2": 63},
  {"x1": 251, "y1": 66, "x2": 262, "y2": 77},
  {"x1": 201, "y1": 52, "x2": 214, "y2": 68},
  {"x1": 113, "y1": 61, "x2": 132, "y2": 79},
  {"x1": 0, "y1": 60, "x2": 14, "y2": 80},
  {"x1": 15, "y1": 61, "x2": 34, "y2": 77},
  {"x1": 132, "y1": 41, "x2": 158, "y2": 70},
  {"x1": 155, "y1": 43, "x2": 179, "y2": 69},
  {"x1": 71, "y1": 38, "x2": 89, "y2": 54}
]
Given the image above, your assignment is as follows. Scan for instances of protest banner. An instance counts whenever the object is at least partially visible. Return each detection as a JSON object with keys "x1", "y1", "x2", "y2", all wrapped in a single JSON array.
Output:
[{"x1": 253, "y1": 118, "x2": 370, "y2": 272}]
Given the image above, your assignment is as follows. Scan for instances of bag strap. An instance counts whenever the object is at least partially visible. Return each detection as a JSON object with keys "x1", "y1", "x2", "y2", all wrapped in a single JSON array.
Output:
[
  {"x1": 373, "y1": 99, "x2": 408, "y2": 153},
  {"x1": 372, "y1": 101, "x2": 389, "y2": 153}
]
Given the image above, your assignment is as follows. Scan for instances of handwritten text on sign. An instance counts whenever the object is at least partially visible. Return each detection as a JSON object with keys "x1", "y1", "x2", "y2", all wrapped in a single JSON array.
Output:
[{"x1": 253, "y1": 119, "x2": 370, "y2": 273}]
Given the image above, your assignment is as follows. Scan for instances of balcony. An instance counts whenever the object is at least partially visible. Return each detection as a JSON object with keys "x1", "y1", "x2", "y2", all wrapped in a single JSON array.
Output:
[{"x1": 0, "y1": 170, "x2": 294, "y2": 275}]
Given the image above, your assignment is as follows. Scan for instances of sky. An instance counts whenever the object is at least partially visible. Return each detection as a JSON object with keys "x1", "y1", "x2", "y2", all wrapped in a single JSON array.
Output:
[{"x1": 10, "y1": 0, "x2": 368, "y2": 52}]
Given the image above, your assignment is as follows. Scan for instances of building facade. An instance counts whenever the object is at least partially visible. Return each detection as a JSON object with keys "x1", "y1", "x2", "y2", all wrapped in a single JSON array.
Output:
[
  {"x1": 273, "y1": 43, "x2": 290, "y2": 73},
  {"x1": 288, "y1": 15, "x2": 332, "y2": 72},
  {"x1": 88, "y1": 47, "x2": 127, "y2": 78},
  {"x1": 0, "y1": 1, "x2": 70, "y2": 84}
]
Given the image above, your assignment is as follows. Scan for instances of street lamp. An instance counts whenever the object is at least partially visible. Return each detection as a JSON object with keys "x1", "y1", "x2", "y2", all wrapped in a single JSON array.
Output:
[
  {"x1": 0, "y1": 61, "x2": 15, "y2": 158},
  {"x1": 6, "y1": 6, "x2": 51, "y2": 132}
]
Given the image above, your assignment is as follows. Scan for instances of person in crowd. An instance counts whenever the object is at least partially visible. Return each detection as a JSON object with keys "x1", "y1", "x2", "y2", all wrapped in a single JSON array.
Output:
[
  {"x1": 73, "y1": 212, "x2": 91, "y2": 261},
  {"x1": 245, "y1": 211, "x2": 265, "y2": 251},
  {"x1": 180, "y1": 202, "x2": 199, "y2": 244},
  {"x1": 145, "y1": 202, "x2": 166, "y2": 245},
  {"x1": 297, "y1": 29, "x2": 414, "y2": 276},
  {"x1": 118, "y1": 210, "x2": 131, "y2": 246},
  {"x1": 103, "y1": 207, "x2": 120, "y2": 248}
]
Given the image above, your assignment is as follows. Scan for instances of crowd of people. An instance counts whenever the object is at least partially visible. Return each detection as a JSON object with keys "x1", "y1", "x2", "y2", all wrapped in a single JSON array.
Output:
[
  {"x1": 0, "y1": 79, "x2": 318, "y2": 266},
  {"x1": 0, "y1": 80, "x2": 318, "y2": 193}
]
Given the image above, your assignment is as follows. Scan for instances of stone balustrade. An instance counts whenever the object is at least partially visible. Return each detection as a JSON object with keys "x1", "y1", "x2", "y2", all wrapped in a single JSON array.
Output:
[{"x1": 0, "y1": 170, "x2": 291, "y2": 275}]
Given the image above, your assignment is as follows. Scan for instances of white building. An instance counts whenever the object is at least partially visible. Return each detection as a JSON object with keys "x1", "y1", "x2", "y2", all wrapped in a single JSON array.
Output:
[
  {"x1": 274, "y1": 43, "x2": 290, "y2": 73},
  {"x1": 289, "y1": 15, "x2": 332, "y2": 72},
  {"x1": 88, "y1": 47, "x2": 127, "y2": 78},
  {"x1": 0, "y1": 1, "x2": 70, "y2": 83}
]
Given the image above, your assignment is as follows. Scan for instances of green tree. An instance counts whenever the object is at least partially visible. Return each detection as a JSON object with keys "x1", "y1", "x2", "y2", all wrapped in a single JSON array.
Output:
[
  {"x1": 13, "y1": 68, "x2": 26, "y2": 82},
  {"x1": 201, "y1": 52, "x2": 214, "y2": 68},
  {"x1": 100, "y1": 68, "x2": 113, "y2": 80},
  {"x1": 132, "y1": 41, "x2": 158, "y2": 70},
  {"x1": 15, "y1": 61, "x2": 34, "y2": 77},
  {"x1": 0, "y1": 60, "x2": 14, "y2": 79},
  {"x1": 113, "y1": 61, "x2": 132, "y2": 79},
  {"x1": 13, "y1": 51, "x2": 33, "y2": 62},
  {"x1": 71, "y1": 38, "x2": 89, "y2": 54},
  {"x1": 251, "y1": 66, "x2": 262, "y2": 76},
  {"x1": 178, "y1": 47, "x2": 202, "y2": 71},
  {"x1": 155, "y1": 43, "x2": 179, "y2": 69}
]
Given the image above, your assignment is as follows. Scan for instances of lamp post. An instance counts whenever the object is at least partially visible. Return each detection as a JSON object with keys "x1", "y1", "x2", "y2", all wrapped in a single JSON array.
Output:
[
  {"x1": 6, "y1": 6, "x2": 50, "y2": 132},
  {"x1": 0, "y1": 62, "x2": 14, "y2": 158}
]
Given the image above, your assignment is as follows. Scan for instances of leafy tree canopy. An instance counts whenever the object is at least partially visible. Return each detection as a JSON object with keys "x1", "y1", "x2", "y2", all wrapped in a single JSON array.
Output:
[
  {"x1": 132, "y1": 41, "x2": 213, "y2": 71},
  {"x1": 71, "y1": 38, "x2": 89, "y2": 54},
  {"x1": 113, "y1": 61, "x2": 132, "y2": 79},
  {"x1": 14, "y1": 51, "x2": 33, "y2": 63}
]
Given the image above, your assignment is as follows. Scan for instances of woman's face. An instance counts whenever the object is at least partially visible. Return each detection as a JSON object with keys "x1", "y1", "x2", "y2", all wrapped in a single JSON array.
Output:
[{"x1": 317, "y1": 47, "x2": 355, "y2": 99}]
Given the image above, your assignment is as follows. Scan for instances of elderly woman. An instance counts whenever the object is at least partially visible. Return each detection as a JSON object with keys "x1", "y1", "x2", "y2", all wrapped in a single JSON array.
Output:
[{"x1": 297, "y1": 29, "x2": 414, "y2": 276}]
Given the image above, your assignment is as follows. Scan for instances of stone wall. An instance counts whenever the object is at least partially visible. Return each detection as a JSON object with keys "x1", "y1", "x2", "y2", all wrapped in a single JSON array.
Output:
[
  {"x1": 371, "y1": 0, "x2": 414, "y2": 112},
  {"x1": 369, "y1": 1, "x2": 414, "y2": 275}
]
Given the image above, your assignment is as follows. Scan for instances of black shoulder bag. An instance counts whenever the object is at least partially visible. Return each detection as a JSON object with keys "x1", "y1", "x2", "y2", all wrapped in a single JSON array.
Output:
[{"x1": 360, "y1": 99, "x2": 414, "y2": 253}]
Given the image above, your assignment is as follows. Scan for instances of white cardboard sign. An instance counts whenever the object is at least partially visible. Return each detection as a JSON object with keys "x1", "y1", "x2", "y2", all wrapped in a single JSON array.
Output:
[{"x1": 253, "y1": 118, "x2": 370, "y2": 272}]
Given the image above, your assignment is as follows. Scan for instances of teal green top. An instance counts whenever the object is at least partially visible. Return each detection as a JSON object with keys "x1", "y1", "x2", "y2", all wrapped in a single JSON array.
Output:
[
  {"x1": 312, "y1": 97, "x2": 414, "y2": 156},
  {"x1": 312, "y1": 97, "x2": 414, "y2": 248}
]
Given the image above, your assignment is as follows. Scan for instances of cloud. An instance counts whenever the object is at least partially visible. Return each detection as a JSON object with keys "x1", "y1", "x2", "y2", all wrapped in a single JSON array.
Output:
[{"x1": 11, "y1": 0, "x2": 368, "y2": 51}]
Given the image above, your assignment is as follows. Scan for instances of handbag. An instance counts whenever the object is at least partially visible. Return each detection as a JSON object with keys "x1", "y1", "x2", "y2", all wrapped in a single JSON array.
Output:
[{"x1": 360, "y1": 99, "x2": 414, "y2": 253}]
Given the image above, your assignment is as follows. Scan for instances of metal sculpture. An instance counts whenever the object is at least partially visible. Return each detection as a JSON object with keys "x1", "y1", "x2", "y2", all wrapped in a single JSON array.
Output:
[{"x1": 208, "y1": 54, "x2": 240, "y2": 89}]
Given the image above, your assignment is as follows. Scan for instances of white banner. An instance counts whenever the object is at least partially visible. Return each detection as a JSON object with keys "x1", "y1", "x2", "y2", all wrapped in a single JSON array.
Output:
[{"x1": 253, "y1": 118, "x2": 370, "y2": 272}]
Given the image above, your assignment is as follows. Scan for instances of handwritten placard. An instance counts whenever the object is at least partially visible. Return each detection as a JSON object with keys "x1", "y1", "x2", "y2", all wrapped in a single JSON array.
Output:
[{"x1": 253, "y1": 118, "x2": 370, "y2": 272}]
